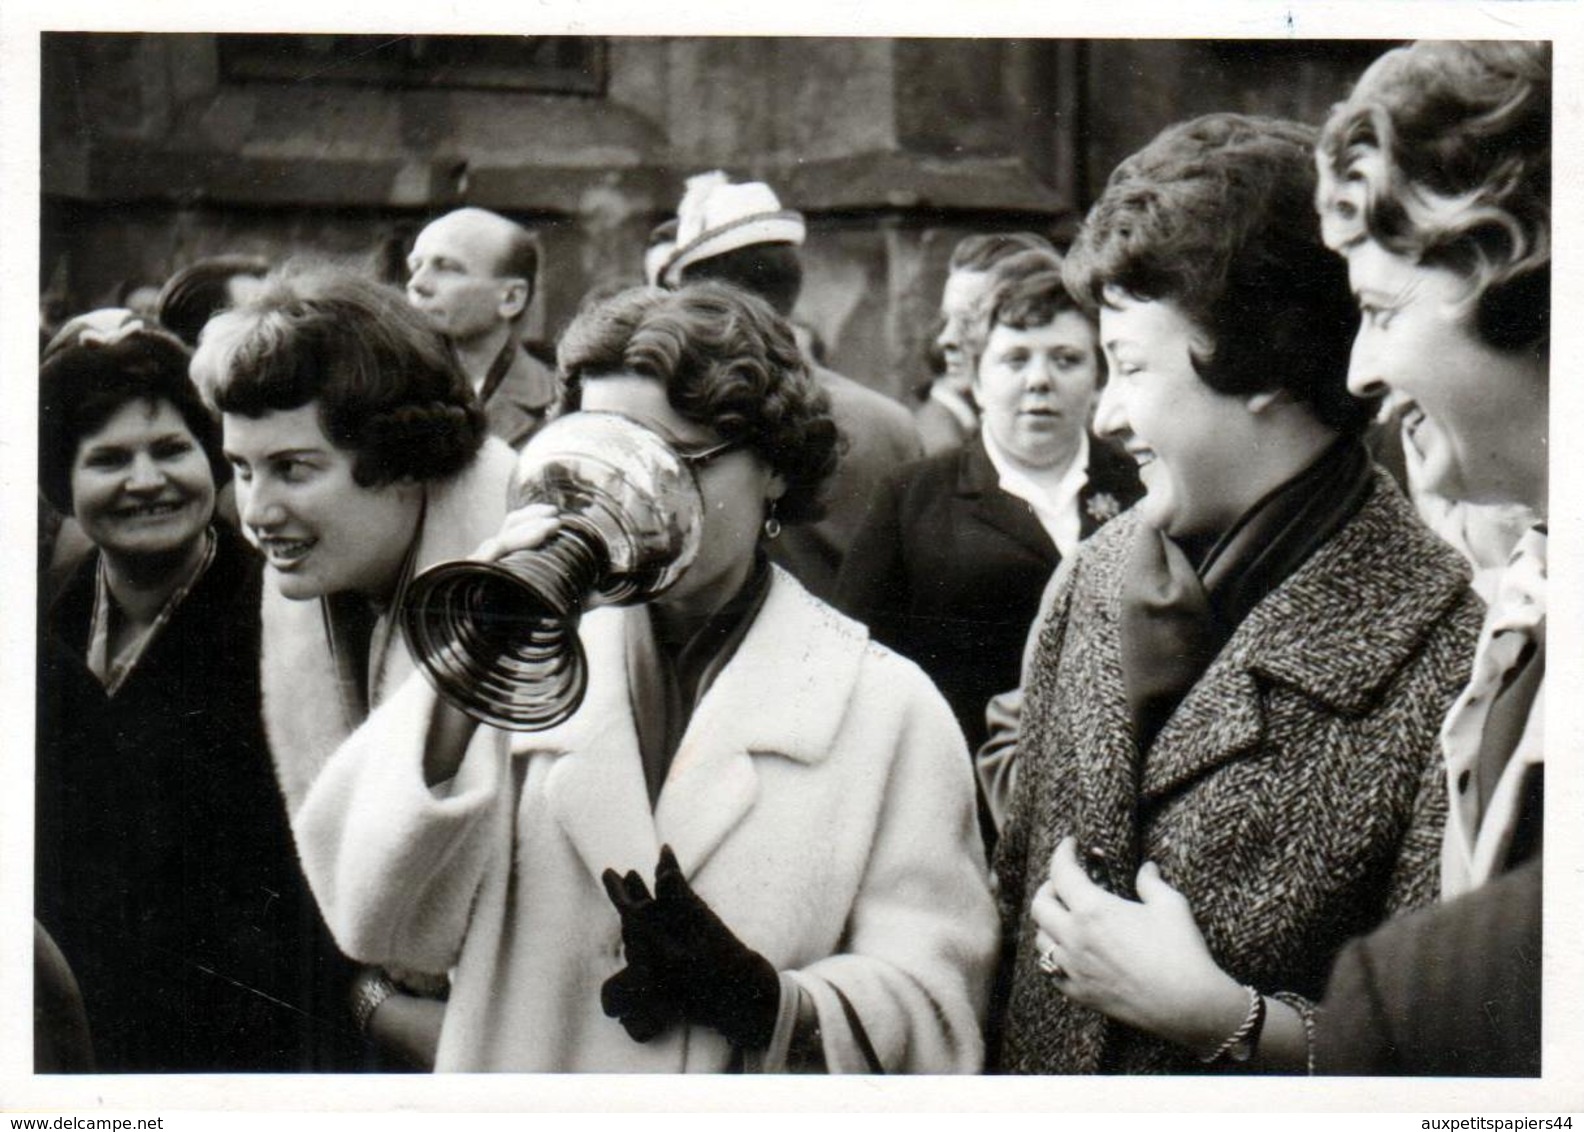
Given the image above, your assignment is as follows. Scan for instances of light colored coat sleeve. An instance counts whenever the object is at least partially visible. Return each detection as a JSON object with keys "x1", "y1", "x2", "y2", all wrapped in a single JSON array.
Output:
[
  {"x1": 292, "y1": 671, "x2": 509, "y2": 974},
  {"x1": 773, "y1": 647, "x2": 999, "y2": 1073}
]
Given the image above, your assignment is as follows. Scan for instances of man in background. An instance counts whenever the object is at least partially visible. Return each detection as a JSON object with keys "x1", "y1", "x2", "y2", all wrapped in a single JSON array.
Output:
[{"x1": 407, "y1": 207, "x2": 558, "y2": 448}]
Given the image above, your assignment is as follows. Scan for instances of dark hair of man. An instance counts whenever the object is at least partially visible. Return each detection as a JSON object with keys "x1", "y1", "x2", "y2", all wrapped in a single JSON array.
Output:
[
  {"x1": 155, "y1": 255, "x2": 271, "y2": 348},
  {"x1": 39, "y1": 325, "x2": 226, "y2": 514},
  {"x1": 948, "y1": 232, "x2": 1056, "y2": 274},
  {"x1": 678, "y1": 243, "x2": 804, "y2": 318},
  {"x1": 557, "y1": 282, "x2": 839, "y2": 524},
  {"x1": 213, "y1": 267, "x2": 485, "y2": 487},
  {"x1": 1064, "y1": 113, "x2": 1371, "y2": 436}
]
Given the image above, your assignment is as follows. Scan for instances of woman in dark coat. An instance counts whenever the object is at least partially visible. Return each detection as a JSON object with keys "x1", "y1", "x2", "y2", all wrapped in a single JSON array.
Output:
[
  {"x1": 35, "y1": 315, "x2": 353, "y2": 1072},
  {"x1": 991, "y1": 114, "x2": 1482, "y2": 1075},
  {"x1": 837, "y1": 260, "x2": 1139, "y2": 758}
]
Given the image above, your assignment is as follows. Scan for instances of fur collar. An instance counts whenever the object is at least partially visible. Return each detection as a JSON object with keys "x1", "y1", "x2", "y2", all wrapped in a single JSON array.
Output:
[{"x1": 262, "y1": 440, "x2": 517, "y2": 814}]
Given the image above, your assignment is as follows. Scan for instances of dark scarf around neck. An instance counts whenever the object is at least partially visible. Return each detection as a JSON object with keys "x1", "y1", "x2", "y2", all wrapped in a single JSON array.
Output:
[{"x1": 1117, "y1": 436, "x2": 1374, "y2": 753}]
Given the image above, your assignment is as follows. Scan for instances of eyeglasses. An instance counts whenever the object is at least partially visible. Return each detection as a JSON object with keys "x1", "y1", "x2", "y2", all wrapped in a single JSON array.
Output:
[{"x1": 674, "y1": 437, "x2": 742, "y2": 472}]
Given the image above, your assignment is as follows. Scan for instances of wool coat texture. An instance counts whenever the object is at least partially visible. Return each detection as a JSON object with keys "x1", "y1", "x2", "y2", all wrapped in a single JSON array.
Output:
[
  {"x1": 293, "y1": 566, "x2": 999, "y2": 1073},
  {"x1": 991, "y1": 470, "x2": 1483, "y2": 1074}
]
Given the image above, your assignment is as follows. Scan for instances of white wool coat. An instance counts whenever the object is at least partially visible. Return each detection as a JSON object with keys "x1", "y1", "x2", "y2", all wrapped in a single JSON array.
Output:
[
  {"x1": 293, "y1": 565, "x2": 998, "y2": 1072},
  {"x1": 261, "y1": 439, "x2": 518, "y2": 815}
]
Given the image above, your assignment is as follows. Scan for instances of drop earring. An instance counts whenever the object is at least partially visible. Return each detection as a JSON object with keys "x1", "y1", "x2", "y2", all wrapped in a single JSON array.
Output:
[{"x1": 763, "y1": 498, "x2": 782, "y2": 541}]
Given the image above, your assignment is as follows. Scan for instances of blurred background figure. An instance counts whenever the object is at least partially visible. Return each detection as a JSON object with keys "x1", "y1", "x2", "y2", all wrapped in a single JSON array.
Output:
[
  {"x1": 658, "y1": 171, "x2": 923, "y2": 601},
  {"x1": 915, "y1": 232, "x2": 1056, "y2": 456},
  {"x1": 1313, "y1": 39, "x2": 1549, "y2": 1076},
  {"x1": 201, "y1": 266, "x2": 515, "y2": 1070},
  {"x1": 992, "y1": 113, "x2": 1480, "y2": 1075},
  {"x1": 35, "y1": 315, "x2": 354, "y2": 1071},
  {"x1": 155, "y1": 254, "x2": 270, "y2": 348},
  {"x1": 837, "y1": 253, "x2": 1138, "y2": 840},
  {"x1": 407, "y1": 207, "x2": 559, "y2": 449},
  {"x1": 289, "y1": 282, "x2": 995, "y2": 1072}
]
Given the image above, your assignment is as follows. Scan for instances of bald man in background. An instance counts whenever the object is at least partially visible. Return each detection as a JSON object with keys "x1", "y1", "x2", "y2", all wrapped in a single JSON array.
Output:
[{"x1": 406, "y1": 207, "x2": 559, "y2": 448}]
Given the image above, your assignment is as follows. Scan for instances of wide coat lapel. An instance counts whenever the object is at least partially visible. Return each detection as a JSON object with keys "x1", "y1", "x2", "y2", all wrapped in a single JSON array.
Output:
[
  {"x1": 656, "y1": 569, "x2": 863, "y2": 875},
  {"x1": 544, "y1": 567, "x2": 867, "y2": 885},
  {"x1": 1141, "y1": 471, "x2": 1475, "y2": 803},
  {"x1": 956, "y1": 438, "x2": 1057, "y2": 564}
]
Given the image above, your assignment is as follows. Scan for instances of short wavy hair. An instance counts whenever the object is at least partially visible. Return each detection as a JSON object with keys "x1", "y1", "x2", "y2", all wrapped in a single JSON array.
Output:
[
  {"x1": 984, "y1": 260, "x2": 1104, "y2": 383},
  {"x1": 949, "y1": 231, "x2": 1056, "y2": 274},
  {"x1": 1316, "y1": 40, "x2": 1550, "y2": 354},
  {"x1": 1064, "y1": 113, "x2": 1370, "y2": 436},
  {"x1": 557, "y1": 282, "x2": 840, "y2": 524},
  {"x1": 207, "y1": 266, "x2": 485, "y2": 487},
  {"x1": 39, "y1": 316, "x2": 225, "y2": 515}
]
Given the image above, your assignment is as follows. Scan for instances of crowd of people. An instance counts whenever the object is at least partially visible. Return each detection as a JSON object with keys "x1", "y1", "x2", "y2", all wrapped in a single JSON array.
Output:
[{"x1": 34, "y1": 39, "x2": 1548, "y2": 1078}]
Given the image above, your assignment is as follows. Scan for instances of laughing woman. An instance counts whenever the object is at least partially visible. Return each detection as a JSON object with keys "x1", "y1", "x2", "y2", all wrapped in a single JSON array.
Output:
[
  {"x1": 287, "y1": 283, "x2": 997, "y2": 1073},
  {"x1": 197, "y1": 267, "x2": 517, "y2": 1068},
  {"x1": 36, "y1": 316, "x2": 344, "y2": 1071},
  {"x1": 990, "y1": 114, "x2": 1482, "y2": 1074}
]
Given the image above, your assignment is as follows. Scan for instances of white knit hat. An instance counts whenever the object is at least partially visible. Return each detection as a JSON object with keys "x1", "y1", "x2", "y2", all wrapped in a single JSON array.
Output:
[{"x1": 660, "y1": 171, "x2": 806, "y2": 288}]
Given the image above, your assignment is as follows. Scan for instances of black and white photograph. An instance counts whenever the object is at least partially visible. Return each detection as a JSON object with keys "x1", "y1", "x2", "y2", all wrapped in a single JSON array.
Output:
[{"x1": 2, "y1": 0, "x2": 1579, "y2": 1122}]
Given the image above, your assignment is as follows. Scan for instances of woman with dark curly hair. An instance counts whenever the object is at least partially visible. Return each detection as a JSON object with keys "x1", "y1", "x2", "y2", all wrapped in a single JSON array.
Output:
[
  {"x1": 289, "y1": 282, "x2": 998, "y2": 1072},
  {"x1": 990, "y1": 113, "x2": 1481, "y2": 1074},
  {"x1": 198, "y1": 265, "x2": 513, "y2": 1069},
  {"x1": 36, "y1": 312, "x2": 348, "y2": 1071},
  {"x1": 1312, "y1": 40, "x2": 1548, "y2": 1076}
]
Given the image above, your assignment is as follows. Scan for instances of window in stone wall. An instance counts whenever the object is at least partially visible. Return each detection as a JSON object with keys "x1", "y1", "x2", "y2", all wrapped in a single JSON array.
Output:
[{"x1": 218, "y1": 35, "x2": 607, "y2": 95}]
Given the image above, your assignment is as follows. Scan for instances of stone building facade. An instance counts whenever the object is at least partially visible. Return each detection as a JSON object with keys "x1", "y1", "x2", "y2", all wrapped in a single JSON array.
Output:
[{"x1": 41, "y1": 34, "x2": 1387, "y2": 399}]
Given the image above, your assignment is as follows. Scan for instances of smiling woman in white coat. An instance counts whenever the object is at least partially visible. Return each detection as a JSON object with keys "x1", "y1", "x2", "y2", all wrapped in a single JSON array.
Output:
[{"x1": 291, "y1": 282, "x2": 998, "y2": 1073}]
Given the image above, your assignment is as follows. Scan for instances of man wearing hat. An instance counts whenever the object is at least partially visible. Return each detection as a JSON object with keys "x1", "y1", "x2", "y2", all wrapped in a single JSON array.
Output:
[
  {"x1": 661, "y1": 172, "x2": 923, "y2": 600},
  {"x1": 407, "y1": 207, "x2": 558, "y2": 449}
]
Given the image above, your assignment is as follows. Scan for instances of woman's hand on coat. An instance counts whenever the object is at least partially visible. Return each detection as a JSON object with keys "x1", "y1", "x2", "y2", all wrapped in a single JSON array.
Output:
[
  {"x1": 470, "y1": 503, "x2": 562, "y2": 564},
  {"x1": 1030, "y1": 836, "x2": 1249, "y2": 1057}
]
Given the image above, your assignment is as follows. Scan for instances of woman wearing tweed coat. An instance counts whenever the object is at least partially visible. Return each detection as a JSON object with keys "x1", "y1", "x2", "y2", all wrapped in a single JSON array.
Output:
[{"x1": 990, "y1": 114, "x2": 1482, "y2": 1074}]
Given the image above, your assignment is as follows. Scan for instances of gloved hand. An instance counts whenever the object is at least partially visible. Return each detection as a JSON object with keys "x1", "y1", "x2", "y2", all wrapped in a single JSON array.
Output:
[{"x1": 600, "y1": 844, "x2": 781, "y2": 1050}]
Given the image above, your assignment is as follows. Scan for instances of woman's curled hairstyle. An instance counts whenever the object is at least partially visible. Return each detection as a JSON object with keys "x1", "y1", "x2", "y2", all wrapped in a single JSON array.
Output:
[
  {"x1": 1316, "y1": 40, "x2": 1550, "y2": 354},
  {"x1": 208, "y1": 266, "x2": 486, "y2": 486},
  {"x1": 556, "y1": 282, "x2": 840, "y2": 524},
  {"x1": 39, "y1": 316, "x2": 226, "y2": 515},
  {"x1": 1063, "y1": 113, "x2": 1369, "y2": 435}
]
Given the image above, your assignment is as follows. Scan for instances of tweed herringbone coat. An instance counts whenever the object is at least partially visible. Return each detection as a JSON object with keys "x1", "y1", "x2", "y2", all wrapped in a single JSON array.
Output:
[{"x1": 992, "y1": 470, "x2": 1483, "y2": 1074}]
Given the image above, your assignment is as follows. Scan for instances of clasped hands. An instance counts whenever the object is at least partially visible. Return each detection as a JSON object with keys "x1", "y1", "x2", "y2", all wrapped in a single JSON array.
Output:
[
  {"x1": 1030, "y1": 836, "x2": 1244, "y2": 1051},
  {"x1": 600, "y1": 845, "x2": 780, "y2": 1050}
]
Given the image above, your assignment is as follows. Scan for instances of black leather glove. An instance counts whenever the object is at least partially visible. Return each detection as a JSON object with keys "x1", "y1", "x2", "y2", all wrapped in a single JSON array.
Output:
[{"x1": 600, "y1": 845, "x2": 781, "y2": 1050}]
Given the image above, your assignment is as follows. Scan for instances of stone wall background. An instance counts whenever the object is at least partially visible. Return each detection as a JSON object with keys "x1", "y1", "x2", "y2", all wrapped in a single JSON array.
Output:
[{"x1": 41, "y1": 34, "x2": 1388, "y2": 399}]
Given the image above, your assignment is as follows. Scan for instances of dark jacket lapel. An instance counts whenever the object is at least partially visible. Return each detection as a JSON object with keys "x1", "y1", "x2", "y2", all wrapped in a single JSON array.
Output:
[{"x1": 956, "y1": 437, "x2": 1058, "y2": 563}]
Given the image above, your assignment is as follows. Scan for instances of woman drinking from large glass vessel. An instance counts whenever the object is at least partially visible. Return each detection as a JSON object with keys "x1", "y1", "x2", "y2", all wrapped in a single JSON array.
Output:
[{"x1": 283, "y1": 282, "x2": 997, "y2": 1072}]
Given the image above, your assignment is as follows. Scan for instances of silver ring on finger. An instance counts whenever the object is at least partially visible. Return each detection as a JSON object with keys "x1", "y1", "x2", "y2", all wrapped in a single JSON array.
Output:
[{"x1": 1037, "y1": 945, "x2": 1066, "y2": 980}]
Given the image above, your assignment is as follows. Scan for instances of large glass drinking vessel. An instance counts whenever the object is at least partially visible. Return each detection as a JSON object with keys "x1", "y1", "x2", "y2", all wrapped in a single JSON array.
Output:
[{"x1": 402, "y1": 412, "x2": 703, "y2": 731}]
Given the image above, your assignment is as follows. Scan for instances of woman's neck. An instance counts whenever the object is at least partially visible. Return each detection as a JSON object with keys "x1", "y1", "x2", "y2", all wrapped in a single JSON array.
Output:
[{"x1": 101, "y1": 532, "x2": 210, "y2": 625}]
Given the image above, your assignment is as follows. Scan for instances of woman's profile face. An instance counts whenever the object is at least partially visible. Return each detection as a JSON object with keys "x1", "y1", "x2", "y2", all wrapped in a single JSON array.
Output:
[
  {"x1": 1093, "y1": 292, "x2": 1259, "y2": 539},
  {"x1": 71, "y1": 397, "x2": 216, "y2": 563},
  {"x1": 579, "y1": 373, "x2": 784, "y2": 615},
  {"x1": 935, "y1": 269, "x2": 992, "y2": 388},
  {"x1": 1343, "y1": 239, "x2": 1547, "y2": 507},
  {"x1": 222, "y1": 402, "x2": 424, "y2": 603},
  {"x1": 975, "y1": 312, "x2": 1099, "y2": 470}
]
